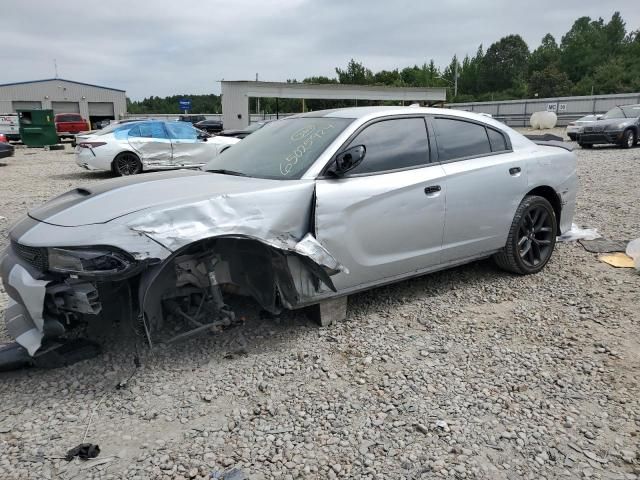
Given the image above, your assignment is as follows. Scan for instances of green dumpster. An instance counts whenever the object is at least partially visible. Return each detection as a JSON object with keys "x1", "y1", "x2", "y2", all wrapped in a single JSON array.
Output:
[{"x1": 17, "y1": 109, "x2": 59, "y2": 147}]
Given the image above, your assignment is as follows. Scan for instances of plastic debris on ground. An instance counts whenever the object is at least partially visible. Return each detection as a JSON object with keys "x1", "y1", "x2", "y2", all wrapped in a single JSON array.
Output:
[
  {"x1": 211, "y1": 468, "x2": 247, "y2": 480},
  {"x1": 598, "y1": 253, "x2": 636, "y2": 269},
  {"x1": 626, "y1": 238, "x2": 640, "y2": 270},
  {"x1": 579, "y1": 238, "x2": 629, "y2": 253},
  {"x1": 558, "y1": 223, "x2": 601, "y2": 242}
]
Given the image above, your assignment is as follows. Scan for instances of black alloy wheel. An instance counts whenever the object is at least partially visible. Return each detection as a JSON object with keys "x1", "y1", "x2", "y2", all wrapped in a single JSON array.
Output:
[
  {"x1": 494, "y1": 195, "x2": 557, "y2": 275},
  {"x1": 113, "y1": 152, "x2": 142, "y2": 176},
  {"x1": 516, "y1": 205, "x2": 554, "y2": 268}
]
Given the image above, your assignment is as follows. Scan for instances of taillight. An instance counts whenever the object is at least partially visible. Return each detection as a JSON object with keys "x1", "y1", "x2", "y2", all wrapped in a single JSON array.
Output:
[{"x1": 78, "y1": 142, "x2": 107, "y2": 148}]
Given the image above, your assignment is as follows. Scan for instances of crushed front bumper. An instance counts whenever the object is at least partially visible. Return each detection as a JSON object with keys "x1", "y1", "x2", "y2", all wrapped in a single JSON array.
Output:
[{"x1": 1, "y1": 247, "x2": 50, "y2": 355}]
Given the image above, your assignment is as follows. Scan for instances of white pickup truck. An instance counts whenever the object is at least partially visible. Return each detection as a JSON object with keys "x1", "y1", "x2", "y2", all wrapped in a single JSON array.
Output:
[{"x1": 0, "y1": 114, "x2": 20, "y2": 141}]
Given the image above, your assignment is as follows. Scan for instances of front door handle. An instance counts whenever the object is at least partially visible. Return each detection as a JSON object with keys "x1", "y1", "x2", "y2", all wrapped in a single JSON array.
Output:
[
  {"x1": 509, "y1": 167, "x2": 521, "y2": 176},
  {"x1": 424, "y1": 185, "x2": 441, "y2": 195}
]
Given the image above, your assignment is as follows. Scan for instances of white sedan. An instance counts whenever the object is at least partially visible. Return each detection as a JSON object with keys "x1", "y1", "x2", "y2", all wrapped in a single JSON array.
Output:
[
  {"x1": 75, "y1": 120, "x2": 239, "y2": 176},
  {"x1": 566, "y1": 114, "x2": 601, "y2": 141}
]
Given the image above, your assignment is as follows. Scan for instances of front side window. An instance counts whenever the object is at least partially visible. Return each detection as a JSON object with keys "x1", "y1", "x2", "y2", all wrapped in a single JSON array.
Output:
[
  {"x1": 205, "y1": 117, "x2": 353, "y2": 179},
  {"x1": 345, "y1": 118, "x2": 430, "y2": 175},
  {"x1": 433, "y1": 118, "x2": 492, "y2": 161},
  {"x1": 165, "y1": 122, "x2": 197, "y2": 140},
  {"x1": 621, "y1": 105, "x2": 640, "y2": 118}
]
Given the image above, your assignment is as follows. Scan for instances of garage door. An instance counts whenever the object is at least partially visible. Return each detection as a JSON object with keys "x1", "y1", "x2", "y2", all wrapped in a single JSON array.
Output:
[
  {"x1": 88, "y1": 102, "x2": 115, "y2": 116},
  {"x1": 51, "y1": 101, "x2": 80, "y2": 115},
  {"x1": 12, "y1": 101, "x2": 42, "y2": 111}
]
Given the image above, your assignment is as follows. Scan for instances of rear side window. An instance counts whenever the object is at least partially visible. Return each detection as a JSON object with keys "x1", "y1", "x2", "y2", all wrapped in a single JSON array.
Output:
[
  {"x1": 487, "y1": 128, "x2": 508, "y2": 152},
  {"x1": 346, "y1": 117, "x2": 430, "y2": 175},
  {"x1": 129, "y1": 123, "x2": 168, "y2": 138},
  {"x1": 433, "y1": 118, "x2": 491, "y2": 161},
  {"x1": 166, "y1": 122, "x2": 197, "y2": 140}
]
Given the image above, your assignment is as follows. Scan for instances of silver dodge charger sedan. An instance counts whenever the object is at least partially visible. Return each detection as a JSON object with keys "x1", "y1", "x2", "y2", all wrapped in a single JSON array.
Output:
[{"x1": 0, "y1": 106, "x2": 577, "y2": 367}]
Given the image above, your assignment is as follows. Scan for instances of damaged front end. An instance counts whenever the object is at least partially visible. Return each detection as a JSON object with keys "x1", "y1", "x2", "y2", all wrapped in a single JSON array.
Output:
[
  {"x1": 1, "y1": 241, "x2": 148, "y2": 368},
  {"x1": 1, "y1": 222, "x2": 343, "y2": 368}
]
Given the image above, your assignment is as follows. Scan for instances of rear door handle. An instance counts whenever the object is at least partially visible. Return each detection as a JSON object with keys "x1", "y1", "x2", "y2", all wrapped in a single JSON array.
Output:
[
  {"x1": 509, "y1": 167, "x2": 521, "y2": 176},
  {"x1": 424, "y1": 185, "x2": 441, "y2": 195}
]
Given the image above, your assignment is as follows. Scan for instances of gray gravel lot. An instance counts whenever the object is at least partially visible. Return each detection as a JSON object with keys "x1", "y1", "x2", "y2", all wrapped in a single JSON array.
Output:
[{"x1": 0, "y1": 132, "x2": 639, "y2": 479}]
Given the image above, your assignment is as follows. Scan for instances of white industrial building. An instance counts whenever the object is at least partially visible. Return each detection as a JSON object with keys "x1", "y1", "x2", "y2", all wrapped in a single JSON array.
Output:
[
  {"x1": 221, "y1": 81, "x2": 448, "y2": 130},
  {"x1": 0, "y1": 78, "x2": 127, "y2": 127}
]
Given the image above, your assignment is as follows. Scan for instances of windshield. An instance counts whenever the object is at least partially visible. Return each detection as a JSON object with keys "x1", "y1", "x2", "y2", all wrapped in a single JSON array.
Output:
[
  {"x1": 246, "y1": 122, "x2": 266, "y2": 132},
  {"x1": 205, "y1": 117, "x2": 353, "y2": 179},
  {"x1": 603, "y1": 107, "x2": 626, "y2": 119}
]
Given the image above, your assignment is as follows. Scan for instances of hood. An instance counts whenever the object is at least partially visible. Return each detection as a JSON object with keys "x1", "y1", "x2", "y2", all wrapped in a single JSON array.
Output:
[{"x1": 28, "y1": 169, "x2": 315, "y2": 227}]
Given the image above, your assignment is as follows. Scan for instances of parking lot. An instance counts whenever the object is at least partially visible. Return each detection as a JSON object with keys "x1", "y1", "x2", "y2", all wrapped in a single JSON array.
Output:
[{"x1": 0, "y1": 132, "x2": 639, "y2": 479}]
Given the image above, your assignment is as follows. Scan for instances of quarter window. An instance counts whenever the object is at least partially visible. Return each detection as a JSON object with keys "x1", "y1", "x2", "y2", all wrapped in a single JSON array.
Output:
[
  {"x1": 433, "y1": 118, "x2": 492, "y2": 161},
  {"x1": 346, "y1": 118, "x2": 430, "y2": 175},
  {"x1": 487, "y1": 128, "x2": 508, "y2": 152}
]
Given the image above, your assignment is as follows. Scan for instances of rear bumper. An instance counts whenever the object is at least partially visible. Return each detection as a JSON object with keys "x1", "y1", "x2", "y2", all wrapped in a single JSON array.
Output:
[
  {"x1": 0, "y1": 147, "x2": 15, "y2": 158},
  {"x1": 75, "y1": 148, "x2": 112, "y2": 171}
]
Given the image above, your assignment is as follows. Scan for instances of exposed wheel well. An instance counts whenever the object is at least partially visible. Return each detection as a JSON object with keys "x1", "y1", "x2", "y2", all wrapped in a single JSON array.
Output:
[{"x1": 525, "y1": 186, "x2": 562, "y2": 231}]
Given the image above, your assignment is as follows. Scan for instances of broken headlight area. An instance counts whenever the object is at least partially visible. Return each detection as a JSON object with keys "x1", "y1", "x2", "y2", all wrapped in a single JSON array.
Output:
[{"x1": 47, "y1": 247, "x2": 138, "y2": 278}]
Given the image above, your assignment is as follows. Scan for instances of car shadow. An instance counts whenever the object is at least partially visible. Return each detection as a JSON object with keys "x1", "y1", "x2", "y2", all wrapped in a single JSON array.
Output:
[
  {"x1": 0, "y1": 257, "x2": 506, "y2": 394},
  {"x1": 48, "y1": 171, "x2": 114, "y2": 181}
]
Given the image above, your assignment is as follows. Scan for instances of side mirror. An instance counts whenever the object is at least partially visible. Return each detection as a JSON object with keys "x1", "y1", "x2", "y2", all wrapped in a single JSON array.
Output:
[
  {"x1": 197, "y1": 133, "x2": 208, "y2": 141},
  {"x1": 329, "y1": 145, "x2": 366, "y2": 176}
]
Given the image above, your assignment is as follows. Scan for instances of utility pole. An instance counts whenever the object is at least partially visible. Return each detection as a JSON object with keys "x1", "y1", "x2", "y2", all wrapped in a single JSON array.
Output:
[
  {"x1": 454, "y1": 60, "x2": 458, "y2": 98},
  {"x1": 256, "y1": 73, "x2": 260, "y2": 115},
  {"x1": 54, "y1": 59, "x2": 58, "y2": 78}
]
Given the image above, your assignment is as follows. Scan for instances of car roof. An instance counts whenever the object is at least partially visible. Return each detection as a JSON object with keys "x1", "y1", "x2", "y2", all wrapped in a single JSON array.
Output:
[
  {"x1": 292, "y1": 106, "x2": 513, "y2": 133},
  {"x1": 295, "y1": 105, "x2": 493, "y2": 121}
]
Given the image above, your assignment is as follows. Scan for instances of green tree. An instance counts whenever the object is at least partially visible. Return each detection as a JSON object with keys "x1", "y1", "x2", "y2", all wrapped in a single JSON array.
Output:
[
  {"x1": 336, "y1": 59, "x2": 373, "y2": 84},
  {"x1": 481, "y1": 34, "x2": 530, "y2": 92},
  {"x1": 529, "y1": 34, "x2": 560, "y2": 75},
  {"x1": 528, "y1": 66, "x2": 573, "y2": 97}
]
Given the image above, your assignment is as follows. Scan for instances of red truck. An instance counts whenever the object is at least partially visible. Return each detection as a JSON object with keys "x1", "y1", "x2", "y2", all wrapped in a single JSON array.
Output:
[{"x1": 55, "y1": 113, "x2": 89, "y2": 140}]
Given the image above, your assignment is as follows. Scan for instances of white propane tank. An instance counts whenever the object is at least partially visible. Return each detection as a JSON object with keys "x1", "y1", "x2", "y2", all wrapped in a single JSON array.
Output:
[{"x1": 530, "y1": 111, "x2": 558, "y2": 129}]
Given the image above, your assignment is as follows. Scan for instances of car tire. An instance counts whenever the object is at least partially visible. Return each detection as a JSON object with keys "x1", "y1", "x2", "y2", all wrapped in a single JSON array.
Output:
[
  {"x1": 112, "y1": 152, "x2": 142, "y2": 176},
  {"x1": 493, "y1": 195, "x2": 557, "y2": 275},
  {"x1": 578, "y1": 142, "x2": 593, "y2": 149},
  {"x1": 620, "y1": 129, "x2": 636, "y2": 149}
]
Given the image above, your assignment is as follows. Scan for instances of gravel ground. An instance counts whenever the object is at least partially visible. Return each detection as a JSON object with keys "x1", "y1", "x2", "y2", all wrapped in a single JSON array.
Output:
[{"x1": 0, "y1": 131, "x2": 639, "y2": 480}]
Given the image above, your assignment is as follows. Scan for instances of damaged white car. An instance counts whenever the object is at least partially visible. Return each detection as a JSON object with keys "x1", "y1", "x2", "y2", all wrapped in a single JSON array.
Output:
[
  {"x1": 75, "y1": 120, "x2": 240, "y2": 176},
  {"x1": 0, "y1": 107, "x2": 577, "y2": 368}
]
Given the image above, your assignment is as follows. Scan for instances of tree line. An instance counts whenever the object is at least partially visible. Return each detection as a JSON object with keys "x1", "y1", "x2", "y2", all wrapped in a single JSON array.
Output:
[{"x1": 127, "y1": 11, "x2": 640, "y2": 115}]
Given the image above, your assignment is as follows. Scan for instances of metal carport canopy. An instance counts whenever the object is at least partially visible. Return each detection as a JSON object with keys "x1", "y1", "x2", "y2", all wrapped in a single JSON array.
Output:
[{"x1": 221, "y1": 81, "x2": 447, "y2": 130}]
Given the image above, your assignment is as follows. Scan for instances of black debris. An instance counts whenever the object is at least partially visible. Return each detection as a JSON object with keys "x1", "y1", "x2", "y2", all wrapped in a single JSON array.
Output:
[{"x1": 65, "y1": 443, "x2": 100, "y2": 461}]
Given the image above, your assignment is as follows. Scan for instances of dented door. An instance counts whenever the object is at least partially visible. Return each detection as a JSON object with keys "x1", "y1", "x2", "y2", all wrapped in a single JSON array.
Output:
[
  {"x1": 315, "y1": 165, "x2": 446, "y2": 292},
  {"x1": 166, "y1": 122, "x2": 213, "y2": 167},
  {"x1": 127, "y1": 122, "x2": 172, "y2": 167}
]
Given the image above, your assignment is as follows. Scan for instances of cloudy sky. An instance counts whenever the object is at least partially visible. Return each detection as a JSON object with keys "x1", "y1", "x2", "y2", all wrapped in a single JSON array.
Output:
[{"x1": 4, "y1": 1, "x2": 639, "y2": 99}]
